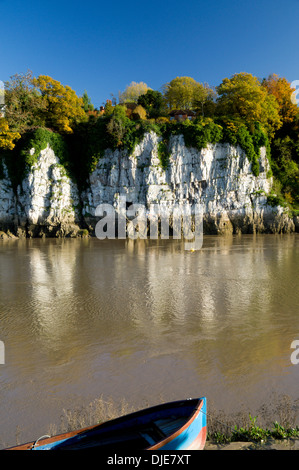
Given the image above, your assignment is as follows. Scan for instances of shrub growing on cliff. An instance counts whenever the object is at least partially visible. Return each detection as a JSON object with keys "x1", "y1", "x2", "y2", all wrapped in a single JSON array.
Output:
[
  {"x1": 235, "y1": 125, "x2": 260, "y2": 176},
  {"x1": 220, "y1": 119, "x2": 269, "y2": 176},
  {"x1": 158, "y1": 118, "x2": 223, "y2": 151},
  {"x1": 157, "y1": 140, "x2": 170, "y2": 169},
  {"x1": 106, "y1": 105, "x2": 129, "y2": 147},
  {"x1": 2, "y1": 127, "x2": 70, "y2": 190},
  {"x1": 270, "y1": 136, "x2": 299, "y2": 207},
  {"x1": 181, "y1": 119, "x2": 223, "y2": 150}
]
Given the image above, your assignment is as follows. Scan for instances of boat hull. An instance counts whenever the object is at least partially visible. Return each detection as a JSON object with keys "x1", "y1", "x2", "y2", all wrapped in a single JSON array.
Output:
[{"x1": 6, "y1": 397, "x2": 207, "y2": 451}]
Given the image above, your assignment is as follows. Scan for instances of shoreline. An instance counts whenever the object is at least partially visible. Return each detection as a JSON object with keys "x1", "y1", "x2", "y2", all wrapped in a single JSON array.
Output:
[
  {"x1": 0, "y1": 227, "x2": 298, "y2": 241},
  {"x1": 205, "y1": 437, "x2": 299, "y2": 450}
]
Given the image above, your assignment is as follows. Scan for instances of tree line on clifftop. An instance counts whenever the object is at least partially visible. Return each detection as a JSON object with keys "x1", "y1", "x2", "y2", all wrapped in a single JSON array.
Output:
[{"x1": 0, "y1": 71, "x2": 298, "y2": 213}]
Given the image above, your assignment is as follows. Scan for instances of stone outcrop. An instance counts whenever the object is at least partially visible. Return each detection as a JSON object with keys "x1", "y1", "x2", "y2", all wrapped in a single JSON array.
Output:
[
  {"x1": 0, "y1": 145, "x2": 81, "y2": 238},
  {"x1": 0, "y1": 132, "x2": 296, "y2": 237}
]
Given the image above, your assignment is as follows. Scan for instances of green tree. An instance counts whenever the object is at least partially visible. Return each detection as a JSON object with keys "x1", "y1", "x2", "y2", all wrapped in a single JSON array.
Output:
[
  {"x1": 82, "y1": 90, "x2": 94, "y2": 112},
  {"x1": 162, "y1": 76, "x2": 212, "y2": 111},
  {"x1": 137, "y1": 89, "x2": 165, "y2": 118},
  {"x1": 216, "y1": 72, "x2": 282, "y2": 138},
  {"x1": 4, "y1": 70, "x2": 46, "y2": 134}
]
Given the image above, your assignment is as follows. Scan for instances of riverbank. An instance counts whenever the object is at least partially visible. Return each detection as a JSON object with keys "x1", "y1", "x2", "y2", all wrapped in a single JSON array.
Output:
[
  {"x1": 0, "y1": 220, "x2": 298, "y2": 241},
  {"x1": 205, "y1": 438, "x2": 299, "y2": 450}
]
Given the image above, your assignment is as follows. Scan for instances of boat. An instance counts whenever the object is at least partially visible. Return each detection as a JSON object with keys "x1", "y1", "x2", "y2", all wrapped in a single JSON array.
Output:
[{"x1": 6, "y1": 397, "x2": 207, "y2": 450}]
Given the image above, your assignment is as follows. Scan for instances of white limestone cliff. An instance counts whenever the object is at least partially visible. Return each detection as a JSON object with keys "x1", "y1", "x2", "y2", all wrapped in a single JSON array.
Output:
[
  {"x1": 0, "y1": 132, "x2": 296, "y2": 237},
  {"x1": 0, "y1": 144, "x2": 81, "y2": 237},
  {"x1": 82, "y1": 132, "x2": 295, "y2": 235}
]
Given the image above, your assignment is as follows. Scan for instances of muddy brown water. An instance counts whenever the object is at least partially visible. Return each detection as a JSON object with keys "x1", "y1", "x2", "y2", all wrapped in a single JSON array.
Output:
[{"x1": 0, "y1": 234, "x2": 298, "y2": 448}]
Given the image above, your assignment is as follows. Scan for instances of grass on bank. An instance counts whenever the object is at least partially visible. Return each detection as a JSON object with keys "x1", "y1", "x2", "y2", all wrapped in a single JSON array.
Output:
[
  {"x1": 14, "y1": 393, "x2": 299, "y2": 448},
  {"x1": 207, "y1": 394, "x2": 299, "y2": 444}
]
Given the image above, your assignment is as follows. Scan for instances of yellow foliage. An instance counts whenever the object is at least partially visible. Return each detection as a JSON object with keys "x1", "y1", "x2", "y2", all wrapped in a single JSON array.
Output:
[
  {"x1": 119, "y1": 82, "x2": 151, "y2": 104},
  {"x1": 0, "y1": 118, "x2": 21, "y2": 150},
  {"x1": 131, "y1": 105, "x2": 147, "y2": 120},
  {"x1": 32, "y1": 75, "x2": 86, "y2": 133},
  {"x1": 216, "y1": 72, "x2": 282, "y2": 138},
  {"x1": 163, "y1": 76, "x2": 213, "y2": 110},
  {"x1": 263, "y1": 74, "x2": 298, "y2": 124},
  {"x1": 284, "y1": 192, "x2": 294, "y2": 204},
  {"x1": 155, "y1": 116, "x2": 170, "y2": 124}
]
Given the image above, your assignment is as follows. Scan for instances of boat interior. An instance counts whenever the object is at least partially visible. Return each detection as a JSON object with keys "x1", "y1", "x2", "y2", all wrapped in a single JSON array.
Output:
[{"x1": 51, "y1": 415, "x2": 187, "y2": 450}]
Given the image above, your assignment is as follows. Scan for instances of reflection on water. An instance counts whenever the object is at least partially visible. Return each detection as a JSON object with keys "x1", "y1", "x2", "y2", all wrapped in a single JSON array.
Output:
[{"x1": 0, "y1": 234, "x2": 299, "y2": 447}]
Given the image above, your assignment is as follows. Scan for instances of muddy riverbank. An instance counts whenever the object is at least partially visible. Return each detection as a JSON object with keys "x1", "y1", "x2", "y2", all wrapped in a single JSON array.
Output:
[{"x1": 205, "y1": 438, "x2": 299, "y2": 450}]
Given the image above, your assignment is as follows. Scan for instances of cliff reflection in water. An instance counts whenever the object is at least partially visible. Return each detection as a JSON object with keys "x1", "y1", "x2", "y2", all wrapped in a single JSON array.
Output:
[
  {"x1": 22, "y1": 235, "x2": 299, "y2": 373},
  {"x1": 0, "y1": 234, "x2": 298, "y2": 447}
]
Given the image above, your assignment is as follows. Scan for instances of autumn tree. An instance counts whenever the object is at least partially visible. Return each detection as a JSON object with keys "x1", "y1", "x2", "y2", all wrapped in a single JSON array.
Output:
[
  {"x1": 262, "y1": 74, "x2": 298, "y2": 126},
  {"x1": 104, "y1": 99, "x2": 114, "y2": 116},
  {"x1": 118, "y1": 82, "x2": 151, "y2": 104},
  {"x1": 215, "y1": 72, "x2": 282, "y2": 138},
  {"x1": 262, "y1": 75, "x2": 299, "y2": 207},
  {"x1": 0, "y1": 118, "x2": 21, "y2": 150},
  {"x1": 4, "y1": 71, "x2": 46, "y2": 134},
  {"x1": 193, "y1": 83, "x2": 217, "y2": 117},
  {"x1": 32, "y1": 75, "x2": 86, "y2": 133},
  {"x1": 162, "y1": 76, "x2": 213, "y2": 111}
]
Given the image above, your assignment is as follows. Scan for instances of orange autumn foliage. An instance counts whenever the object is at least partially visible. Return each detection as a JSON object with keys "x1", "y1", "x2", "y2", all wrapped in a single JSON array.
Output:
[{"x1": 263, "y1": 74, "x2": 298, "y2": 125}]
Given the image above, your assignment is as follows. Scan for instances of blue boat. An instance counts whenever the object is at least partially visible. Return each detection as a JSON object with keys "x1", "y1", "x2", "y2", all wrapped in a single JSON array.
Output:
[{"x1": 7, "y1": 397, "x2": 207, "y2": 450}]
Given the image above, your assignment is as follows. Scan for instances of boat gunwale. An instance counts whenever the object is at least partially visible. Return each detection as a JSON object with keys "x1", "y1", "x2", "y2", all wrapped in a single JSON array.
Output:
[{"x1": 147, "y1": 398, "x2": 205, "y2": 450}]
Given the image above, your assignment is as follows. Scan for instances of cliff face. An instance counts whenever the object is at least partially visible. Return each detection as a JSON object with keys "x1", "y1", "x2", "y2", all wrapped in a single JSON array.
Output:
[
  {"x1": 0, "y1": 145, "x2": 81, "y2": 238},
  {"x1": 82, "y1": 132, "x2": 295, "y2": 235},
  {"x1": 0, "y1": 132, "x2": 296, "y2": 238}
]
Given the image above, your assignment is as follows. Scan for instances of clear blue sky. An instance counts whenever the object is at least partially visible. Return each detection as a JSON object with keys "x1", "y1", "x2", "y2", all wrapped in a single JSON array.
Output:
[{"x1": 1, "y1": 0, "x2": 299, "y2": 109}]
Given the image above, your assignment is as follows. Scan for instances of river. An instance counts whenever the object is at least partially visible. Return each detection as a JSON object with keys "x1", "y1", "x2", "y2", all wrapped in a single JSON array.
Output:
[{"x1": 0, "y1": 234, "x2": 298, "y2": 448}]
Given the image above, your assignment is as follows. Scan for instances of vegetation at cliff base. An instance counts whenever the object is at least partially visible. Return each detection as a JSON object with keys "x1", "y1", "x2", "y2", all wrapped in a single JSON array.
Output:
[{"x1": 0, "y1": 70, "x2": 298, "y2": 211}]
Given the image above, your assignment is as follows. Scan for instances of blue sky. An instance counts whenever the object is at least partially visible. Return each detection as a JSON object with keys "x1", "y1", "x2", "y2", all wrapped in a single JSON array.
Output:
[{"x1": 1, "y1": 0, "x2": 299, "y2": 109}]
